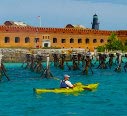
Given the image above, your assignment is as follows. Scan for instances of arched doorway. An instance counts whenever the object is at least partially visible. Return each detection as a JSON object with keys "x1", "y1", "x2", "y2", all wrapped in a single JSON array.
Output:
[{"x1": 42, "y1": 40, "x2": 51, "y2": 48}]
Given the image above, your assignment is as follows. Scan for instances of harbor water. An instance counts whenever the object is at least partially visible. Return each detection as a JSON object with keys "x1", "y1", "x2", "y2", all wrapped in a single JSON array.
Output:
[{"x1": 0, "y1": 63, "x2": 127, "y2": 116}]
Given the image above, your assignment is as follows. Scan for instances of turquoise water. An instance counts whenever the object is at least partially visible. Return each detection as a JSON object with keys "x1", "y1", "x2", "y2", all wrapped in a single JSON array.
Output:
[{"x1": 0, "y1": 62, "x2": 127, "y2": 116}]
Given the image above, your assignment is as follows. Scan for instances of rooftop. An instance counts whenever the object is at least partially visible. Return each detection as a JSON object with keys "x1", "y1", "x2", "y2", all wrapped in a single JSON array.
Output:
[{"x1": 4, "y1": 21, "x2": 29, "y2": 27}]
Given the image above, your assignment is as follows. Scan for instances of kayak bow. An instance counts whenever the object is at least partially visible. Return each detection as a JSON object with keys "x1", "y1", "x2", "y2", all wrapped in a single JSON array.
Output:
[{"x1": 33, "y1": 82, "x2": 99, "y2": 94}]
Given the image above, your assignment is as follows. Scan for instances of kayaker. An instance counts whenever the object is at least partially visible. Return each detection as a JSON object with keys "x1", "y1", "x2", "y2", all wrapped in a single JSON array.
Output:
[{"x1": 60, "y1": 74, "x2": 74, "y2": 88}]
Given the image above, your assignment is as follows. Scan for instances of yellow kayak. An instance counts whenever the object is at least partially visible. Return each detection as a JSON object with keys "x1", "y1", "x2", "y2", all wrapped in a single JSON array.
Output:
[{"x1": 33, "y1": 82, "x2": 99, "y2": 94}]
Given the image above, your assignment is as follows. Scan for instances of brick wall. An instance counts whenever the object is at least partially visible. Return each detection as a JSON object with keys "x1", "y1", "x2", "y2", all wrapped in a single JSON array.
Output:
[{"x1": 0, "y1": 25, "x2": 127, "y2": 51}]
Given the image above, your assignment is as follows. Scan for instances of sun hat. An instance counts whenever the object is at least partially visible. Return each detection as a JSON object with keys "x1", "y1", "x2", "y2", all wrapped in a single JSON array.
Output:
[{"x1": 64, "y1": 74, "x2": 70, "y2": 78}]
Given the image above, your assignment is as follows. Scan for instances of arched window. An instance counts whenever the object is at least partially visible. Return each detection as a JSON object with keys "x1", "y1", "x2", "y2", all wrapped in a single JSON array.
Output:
[
  {"x1": 25, "y1": 37, "x2": 30, "y2": 43},
  {"x1": 61, "y1": 39, "x2": 66, "y2": 43},
  {"x1": 34, "y1": 38, "x2": 39, "y2": 43},
  {"x1": 100, "y1": 39, "x2": 104, "y2": 43},
  {"x1": 107, "y1": 39, "x2": 110, "y2": 43},
  {"x1": 85, "y1": 38, "x2": 89, "y2": 44},
  {"x1": 70, "y1": 38, "x2": 74, "y2": 43},
  {"x1": 93, "y1": 39, "x2": 97, "y2": 43},
  {"x1": 53, "y1": 38, "x2": 57, "y2": 43},
  {"x1": 4, "y1": 37, "x2": 10, "y2": 43},
  {"x1": 15, "y1": 37, "x2": 20, "y2": 43},
  {"x1": 78, "y1": 38, "x2": 82, "y2": 43}
]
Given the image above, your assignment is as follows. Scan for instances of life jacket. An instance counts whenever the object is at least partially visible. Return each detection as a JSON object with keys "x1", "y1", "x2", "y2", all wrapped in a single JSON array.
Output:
[{"x1": 60, "y1": 80, "x2": 68, "y2": 88}]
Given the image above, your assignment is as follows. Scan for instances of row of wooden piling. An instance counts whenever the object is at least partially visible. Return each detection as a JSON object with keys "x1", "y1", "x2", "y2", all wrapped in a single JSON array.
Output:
[
  {"x1": 0, "y1": 49, "x2": 127, "y2": 81},
  {"x1": 21, "y1": 50, "x2": 127, "y2": 78}
]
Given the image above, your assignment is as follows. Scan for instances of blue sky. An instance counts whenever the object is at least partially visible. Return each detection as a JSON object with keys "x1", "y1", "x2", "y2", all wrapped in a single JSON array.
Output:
[{"x1": 0, "y1": 0, "x2": 127, "y2": 30}]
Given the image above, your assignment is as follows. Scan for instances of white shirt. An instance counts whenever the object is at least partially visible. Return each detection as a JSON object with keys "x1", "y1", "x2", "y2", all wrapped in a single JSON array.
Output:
[{"x1": 65, "y1": 80, "x2": 73, "y2": 87}]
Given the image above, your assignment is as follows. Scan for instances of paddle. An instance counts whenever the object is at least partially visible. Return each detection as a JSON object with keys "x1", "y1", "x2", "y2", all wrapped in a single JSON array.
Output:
[{"x1": 53, "y1": 77, "x2": 60, "y2": 80}]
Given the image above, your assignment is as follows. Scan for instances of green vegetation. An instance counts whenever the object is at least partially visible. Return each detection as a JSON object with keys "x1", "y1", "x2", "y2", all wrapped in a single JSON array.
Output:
[
  {"x1": 124, "y1": 40, "x2": 127, "y2": 46},
  {"x1": 97, "y1": 33, "x2": 127, "y2": 52},
  {"x1": 96, "y1": 46, "x2": 105, "y2": 52}
]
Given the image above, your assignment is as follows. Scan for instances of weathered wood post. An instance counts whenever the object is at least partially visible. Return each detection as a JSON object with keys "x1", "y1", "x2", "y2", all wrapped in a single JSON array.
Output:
[
  {"x1": 41, "y1": 54, "x2": 53, "y2": 78},
  {"x1": 0, "y1": 54, "x2": 10, "y2": 81}
]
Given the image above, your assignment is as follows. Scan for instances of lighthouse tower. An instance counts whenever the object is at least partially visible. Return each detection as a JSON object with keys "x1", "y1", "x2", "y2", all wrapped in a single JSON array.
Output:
[{"x1": 92, "y1": 14, "x2": 99, "y2": 30}]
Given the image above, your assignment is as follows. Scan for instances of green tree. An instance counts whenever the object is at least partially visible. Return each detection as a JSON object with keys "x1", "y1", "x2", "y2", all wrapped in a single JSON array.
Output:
[
  {"x1": 124, "y1": 40, "x2": 127, "y2": 46},
  {"x1": 105, "y1": 33, "x2": 123, "y2": 51},
  {"x1": 97, "y1": 46, "x2": 105, "y2": 52}
]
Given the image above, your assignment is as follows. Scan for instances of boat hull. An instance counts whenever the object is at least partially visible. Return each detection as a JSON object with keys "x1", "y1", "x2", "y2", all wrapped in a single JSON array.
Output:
[{"x1": 34, "y1": 82, "x2": 99, "y2": 94}]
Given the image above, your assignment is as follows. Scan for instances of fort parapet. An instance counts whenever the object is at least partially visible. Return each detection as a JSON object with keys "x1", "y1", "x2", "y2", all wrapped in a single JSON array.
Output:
[{"x1": 0, "y1": 24, "x2": 127, "y2": 51}]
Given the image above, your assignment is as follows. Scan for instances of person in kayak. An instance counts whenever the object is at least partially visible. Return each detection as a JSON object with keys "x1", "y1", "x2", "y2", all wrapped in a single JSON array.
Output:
[{"x1": 60, "y1": 74, "x2": 74, "y2": 88}]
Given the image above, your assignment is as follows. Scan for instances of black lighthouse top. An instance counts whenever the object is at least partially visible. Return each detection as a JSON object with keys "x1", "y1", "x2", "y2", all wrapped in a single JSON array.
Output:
[{"x1": 92, "y1": 14, "x2": 99, "y2": 30}]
